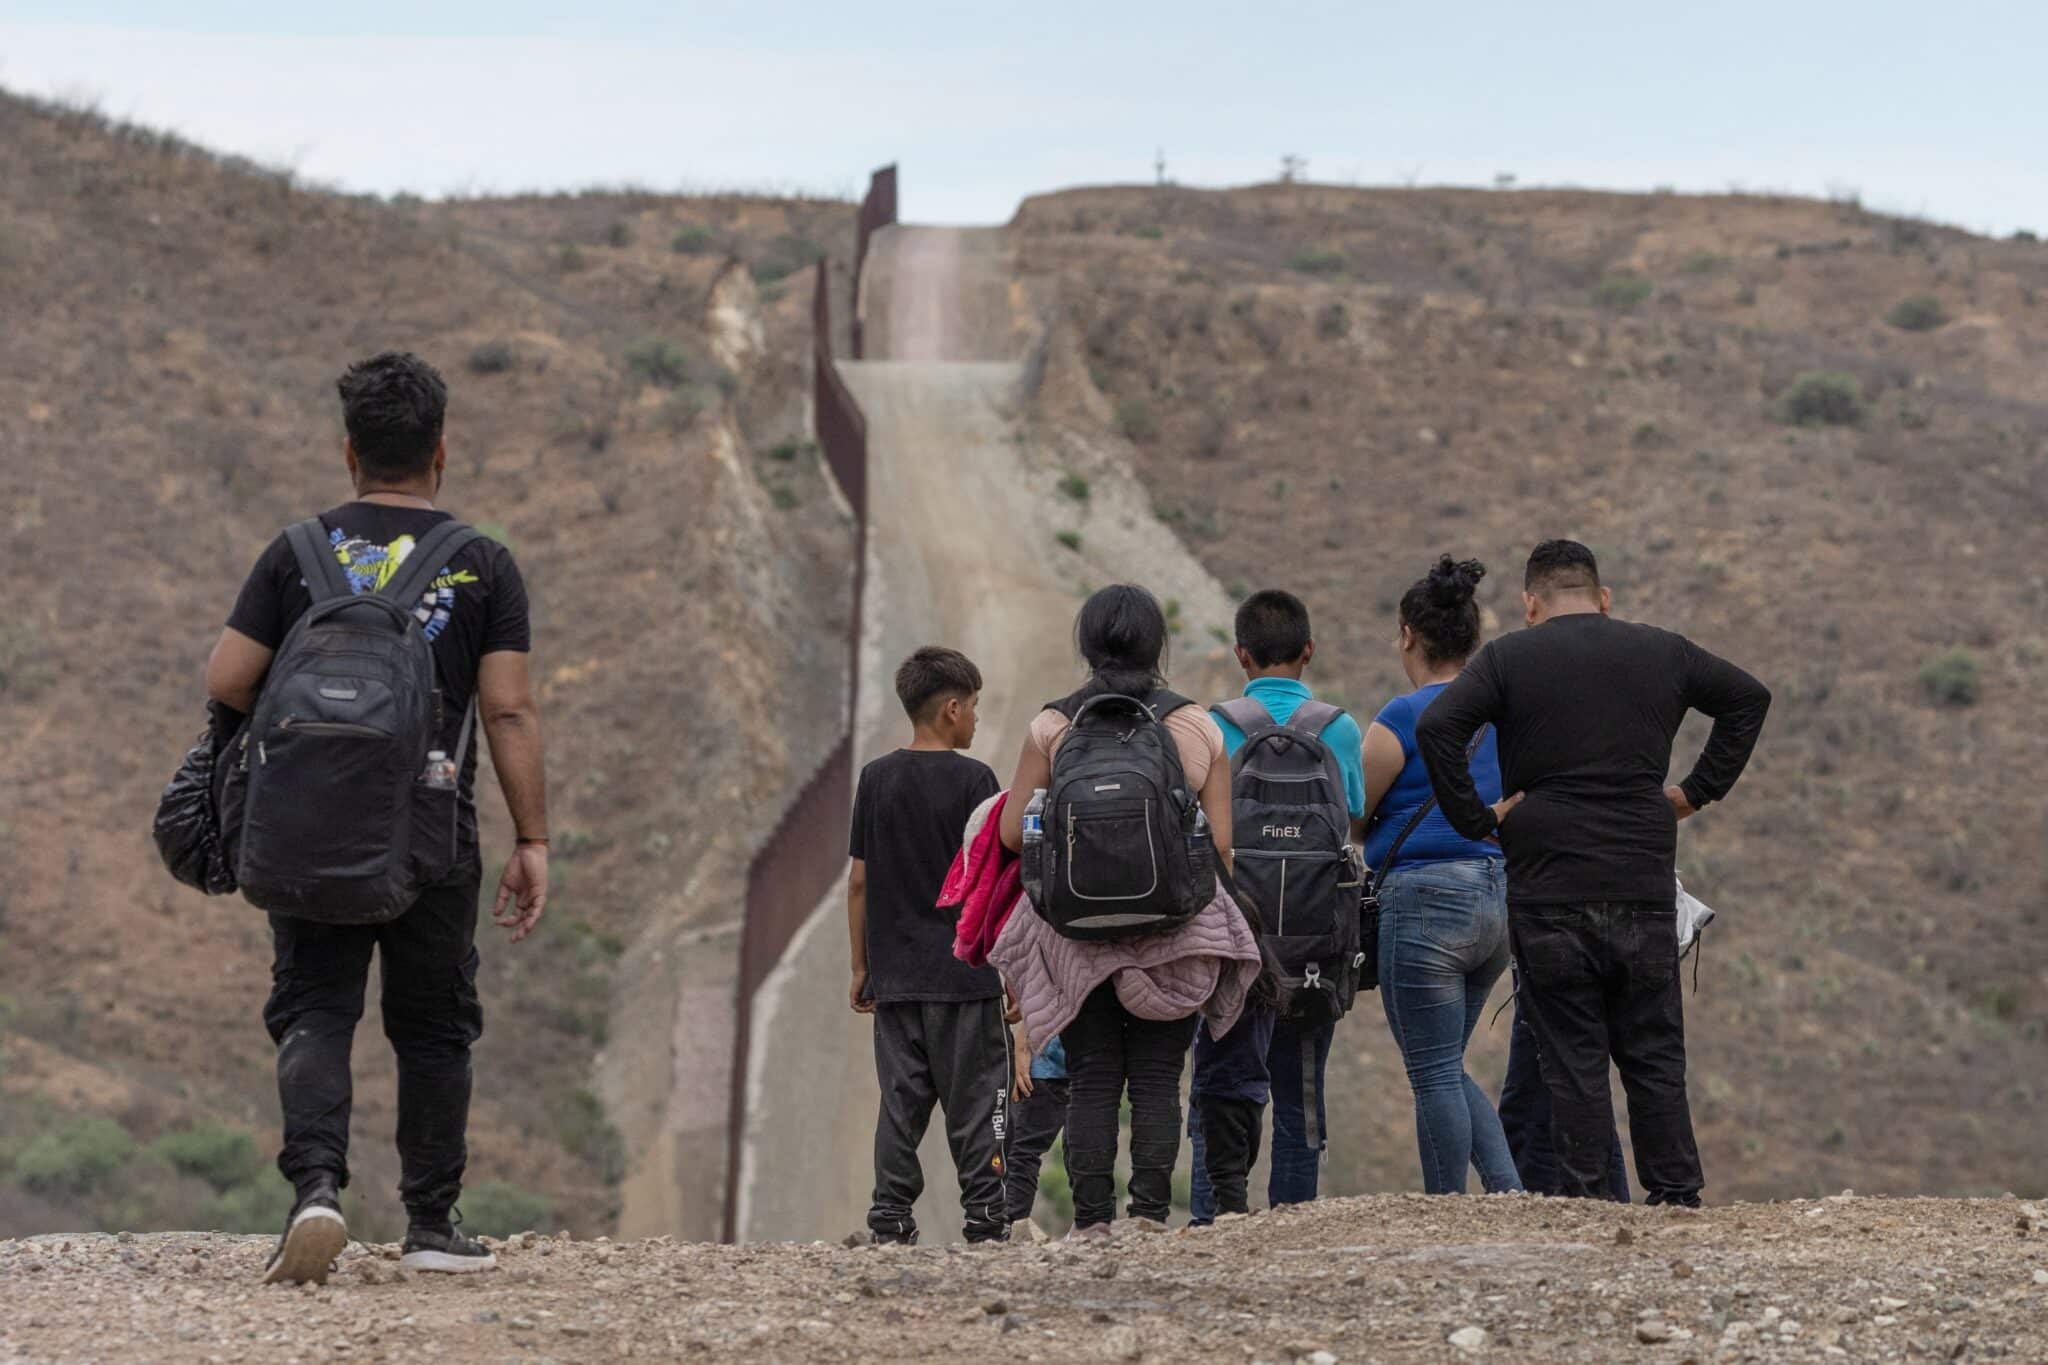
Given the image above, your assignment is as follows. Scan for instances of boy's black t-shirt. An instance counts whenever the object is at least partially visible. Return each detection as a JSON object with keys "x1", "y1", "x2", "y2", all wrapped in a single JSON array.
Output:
[
  {"x1": 226, "y1": 501, "x2": 531, "y2": 864},
  {"x1": 848, "y1": 749, "x2": 1001, "y2": 1004}
]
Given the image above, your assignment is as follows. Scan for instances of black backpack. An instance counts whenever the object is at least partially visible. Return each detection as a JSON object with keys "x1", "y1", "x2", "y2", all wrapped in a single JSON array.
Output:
[
  {"x1": 1024, "y1": 688, "x2": 1216, "y2": 941},
  {"x1": 219, "y1": 517, "x2": 481, "y2": 924},
  {"x1": 1211, "y1": 697, "x2": 1365, "y2": 1023}
]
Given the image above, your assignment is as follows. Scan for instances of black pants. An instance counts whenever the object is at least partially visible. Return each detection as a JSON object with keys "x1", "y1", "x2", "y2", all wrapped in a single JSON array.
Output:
[
  {"x1": 1510, "y1": 902, "x2": 1701, "y2": 1206},
  {"x1": 1063, "y1": 982, "x2": 1197, "y2": 1228},
  {"x1": 263, "y1": 871, "x2": 483, "y2": 1219},
  {"x1": 1499, "y1": 1000, "x2": 1630, "y2": 1201},
  {"x1": 869, "y1": 998, "x2": 1010, "y2": 1243},
  {"x1": 1004, "y1": 1078, "x2": 1070, "y2": 1224},
  {"x1": 1198, "y1": 1096, "x2": 1263, "y2": 1217}
]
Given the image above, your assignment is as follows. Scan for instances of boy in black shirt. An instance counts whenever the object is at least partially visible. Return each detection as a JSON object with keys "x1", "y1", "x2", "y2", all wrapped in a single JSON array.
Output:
[{"x1": 848, "y1": 647, "x2": 1008, "y2": 1244}]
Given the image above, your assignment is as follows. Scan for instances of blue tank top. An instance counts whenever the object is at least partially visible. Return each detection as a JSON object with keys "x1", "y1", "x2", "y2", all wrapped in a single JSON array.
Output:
[{"x1": 1364, "y1": 683, "x2": 1505, "y2": 870}]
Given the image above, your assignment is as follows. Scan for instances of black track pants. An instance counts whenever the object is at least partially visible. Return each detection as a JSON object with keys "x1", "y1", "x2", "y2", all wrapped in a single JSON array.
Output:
[{"x1": 868, "y1": 998, "x2": 1011, "y2": 1242}]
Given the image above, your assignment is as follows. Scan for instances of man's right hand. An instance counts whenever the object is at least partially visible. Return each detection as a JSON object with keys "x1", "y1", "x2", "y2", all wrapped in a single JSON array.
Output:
[
  {"x1": 492, "y1": 843, "x2": 549, "y2": 943},
  {"x1": 1011, "y1": 1029, "x2": 1035, "y2": 1101},
  {"x1": 1485, "y1": 791, "x2": 1526, "y2": 845},
  {"x1": 850, "y1": 969, "x2": 875, "y2": 1014}
]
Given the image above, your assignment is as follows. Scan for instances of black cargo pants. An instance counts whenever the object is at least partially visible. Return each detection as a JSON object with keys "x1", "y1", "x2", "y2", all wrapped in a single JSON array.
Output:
[
  {"x1": 264, "y1": 871, "x2": 483, "y2": 1220},
  {"x1": 1509, "y1": 902, "x2": 1702, "y2": 1206}
]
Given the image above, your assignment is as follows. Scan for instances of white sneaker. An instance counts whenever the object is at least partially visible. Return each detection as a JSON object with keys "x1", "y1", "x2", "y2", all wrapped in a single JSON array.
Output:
[{"x1": 263, "y1": 1194, "x2": 348, "y2": 1285}]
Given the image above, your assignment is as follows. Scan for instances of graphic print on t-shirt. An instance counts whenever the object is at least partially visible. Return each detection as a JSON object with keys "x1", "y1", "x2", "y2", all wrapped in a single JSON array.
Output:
[{"x1": 328, "y1": 527, "x2": 479, "y2": 642}]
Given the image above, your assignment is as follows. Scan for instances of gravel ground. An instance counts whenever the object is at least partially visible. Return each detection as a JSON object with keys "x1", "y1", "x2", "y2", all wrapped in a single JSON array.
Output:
[{"x1": 3, "y1": 1194, "x2": 2045, "y2": 1363}]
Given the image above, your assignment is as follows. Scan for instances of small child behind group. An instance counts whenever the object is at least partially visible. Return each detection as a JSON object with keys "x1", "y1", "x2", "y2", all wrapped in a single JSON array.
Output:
[
  {"x1": 848, "y1": 647, "x2": 1011, "y2": 1244},
  {"x1": 1004, "y1": 1033, "x2": 1070, "y2": 1232}
]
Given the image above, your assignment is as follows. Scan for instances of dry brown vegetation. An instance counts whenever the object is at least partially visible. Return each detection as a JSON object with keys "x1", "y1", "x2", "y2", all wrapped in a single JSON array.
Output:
[
  {"x1": 0, "y1": 90, "x2": 856, "y2": 1240},
  {"x1": 1011, "y1": 181, "x2": 2048, "y2": 1202}
]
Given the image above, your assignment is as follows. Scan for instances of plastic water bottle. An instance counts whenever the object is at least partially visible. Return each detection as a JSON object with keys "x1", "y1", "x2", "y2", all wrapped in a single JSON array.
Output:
[
  {"x1": 1021, "y1": 788, "x2": 1047, "y2": 847},
  {"x1": 423, "y1": 750, "x2": 458, "y2": 791}
]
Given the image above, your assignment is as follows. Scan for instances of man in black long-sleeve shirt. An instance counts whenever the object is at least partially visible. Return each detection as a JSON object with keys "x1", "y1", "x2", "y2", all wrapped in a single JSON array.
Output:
[{"x1": 1415, "y1": 541, "x2": 1769, "y2": 1205}]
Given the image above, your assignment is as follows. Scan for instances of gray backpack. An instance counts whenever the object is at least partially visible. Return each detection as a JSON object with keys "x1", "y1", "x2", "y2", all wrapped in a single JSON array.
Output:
[
  {"x1": 1211, "y1": 698, "x2": 1365, "y2": 1023},
  {"x1": 220, "y1": 518, "x2": 480, "y2": 924}
]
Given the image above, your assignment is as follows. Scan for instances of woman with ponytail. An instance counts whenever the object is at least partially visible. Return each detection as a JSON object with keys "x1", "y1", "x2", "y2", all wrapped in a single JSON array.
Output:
[
  {"x1": 1361, "y1": 557, "x2": 1524, "y2": 1195},
  {"x1": 993, "y1": 585, "x2": 1258, "y2": 1238}
]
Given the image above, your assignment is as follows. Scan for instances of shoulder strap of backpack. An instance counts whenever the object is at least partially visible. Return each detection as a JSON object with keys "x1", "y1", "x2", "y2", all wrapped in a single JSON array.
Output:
[
  {"x1": 284, "y1": 517, "x2": 354, "y2": 604},
  {"x1": 1210, "y1": 697, "x2": 1271, "y2": 739},
  {"x1": 1285, "y1": 698, "x2": 1344, "y2": 739},
  {"x1": 1144, "y1": 687, "x2": 1194, "y2": 719},
  {"x1": 377, "y1": 521, "x2": 483, "y2": 612},
  {"x1": 1372, "y1": 724, "x2": 1490, "y2": 891}
]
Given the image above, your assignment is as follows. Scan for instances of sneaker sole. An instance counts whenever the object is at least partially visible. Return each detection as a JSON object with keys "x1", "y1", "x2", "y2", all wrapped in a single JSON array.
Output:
[
  {"x1": 400, "y1": 1248, "x2": 499, "y2": 1274},
  {"x1": 263, "y1": 1207, "x2": 348, "y2": 1286}
]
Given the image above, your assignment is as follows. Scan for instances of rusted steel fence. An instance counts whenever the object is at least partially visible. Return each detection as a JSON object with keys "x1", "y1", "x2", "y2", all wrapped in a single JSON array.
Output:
[{"x1": 723, "y1": 165, "x2": 894, "y2": 1240}]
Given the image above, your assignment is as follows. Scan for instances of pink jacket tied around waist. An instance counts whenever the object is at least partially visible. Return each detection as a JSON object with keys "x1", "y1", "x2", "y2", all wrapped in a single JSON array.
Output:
[
  {"x1": 944, "y1": 792, "x2": 1022, "y2": 970},
  {"x1": 988, "y1": 876, "x2": 1264, "y2": 1057}
]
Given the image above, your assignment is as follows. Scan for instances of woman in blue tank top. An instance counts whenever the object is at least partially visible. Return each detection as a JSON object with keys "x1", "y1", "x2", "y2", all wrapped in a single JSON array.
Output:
[{"x1": 1361, "y1": 557, "x2": 1522, "y2": 1195}]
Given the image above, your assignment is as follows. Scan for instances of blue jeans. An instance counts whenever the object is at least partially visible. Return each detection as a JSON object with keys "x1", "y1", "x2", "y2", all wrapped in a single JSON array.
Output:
[
  {"x1": 1186, "y1": 1014, "x2": 1332, "y2": 1220},
  {"x1": 1377, "y1": 858, "x2": 1523, "y2": 1195}
]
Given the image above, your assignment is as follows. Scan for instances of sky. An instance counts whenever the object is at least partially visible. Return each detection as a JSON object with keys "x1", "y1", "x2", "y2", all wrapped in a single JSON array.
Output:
[{"x1": 3, "y1": 2, "x2": 2043, "y2": 234}]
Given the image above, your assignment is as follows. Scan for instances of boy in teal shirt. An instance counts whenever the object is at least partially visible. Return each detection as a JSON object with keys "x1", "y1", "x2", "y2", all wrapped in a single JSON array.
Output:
[{"x1": 1191, "y1": 590, "x2": 1366, "y2": 1221}]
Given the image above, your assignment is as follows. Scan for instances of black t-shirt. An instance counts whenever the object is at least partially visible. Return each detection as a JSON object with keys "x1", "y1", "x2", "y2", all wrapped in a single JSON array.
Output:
[
  {"x1": 848, "y1": 749, "x2": 1002, "y2": 1004},
  {"x1": 226, "y1": 502, "x2": 531, "y2": 860},
  {"x1": 1415, "y1": 613, "x2": 1770, "y2": 907}
]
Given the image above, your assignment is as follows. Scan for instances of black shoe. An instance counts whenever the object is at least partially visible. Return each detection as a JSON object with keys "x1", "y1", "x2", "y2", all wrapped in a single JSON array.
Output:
[
  {"x1": 401, "y1": 1210, "x2": 498, "y2": 1274},
  {"x1": 263, "y1": 1176, "x2": 348, "y2": 1285}
]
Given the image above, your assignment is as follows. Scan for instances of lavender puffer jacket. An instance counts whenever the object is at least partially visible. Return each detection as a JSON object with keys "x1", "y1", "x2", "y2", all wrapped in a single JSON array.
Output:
[{"x1": 989, "y1": 884, "x2": 1264, "y2": 1055}]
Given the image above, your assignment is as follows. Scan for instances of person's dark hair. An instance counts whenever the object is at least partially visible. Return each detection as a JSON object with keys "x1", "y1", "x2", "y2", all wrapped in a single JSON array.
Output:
[
  {"x1": 895, "y1": 646, "x2": 982, "y2": 723},
  {"x1": 1524, "y1": 539, "x2": 1602, "y2": 598},
  {"x1": 337, "y1": 351, "x2": 448, "y2": 481},
  {"x1": 1073, "y1": 584, "x2": 1170, "y2": 699},
  {"x1": 1399, "y1": 556, "x2": 1486, "y2": 667},
  {"x1": 1234, "y1": 589, "x2": 1312, "y2": 668}
]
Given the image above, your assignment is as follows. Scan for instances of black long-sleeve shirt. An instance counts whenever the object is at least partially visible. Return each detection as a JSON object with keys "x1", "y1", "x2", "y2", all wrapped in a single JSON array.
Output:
[{"x1": 1415, "y1": 612, "x2": 1771, "y2": 906}]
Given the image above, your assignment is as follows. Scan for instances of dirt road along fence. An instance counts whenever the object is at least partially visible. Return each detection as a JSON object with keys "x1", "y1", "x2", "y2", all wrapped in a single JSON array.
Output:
[{"x1": 723, "y1": 165, "x2": 894, "y2": 1240}]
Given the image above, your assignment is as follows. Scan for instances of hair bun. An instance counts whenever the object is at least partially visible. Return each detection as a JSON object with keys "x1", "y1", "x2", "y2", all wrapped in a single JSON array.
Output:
[{"x1": 1426, "y1": 555, "x2": 1485, "y2": 605}]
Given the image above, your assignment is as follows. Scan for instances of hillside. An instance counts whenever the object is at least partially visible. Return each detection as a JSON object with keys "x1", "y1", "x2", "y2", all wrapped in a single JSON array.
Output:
[
  {"x1": 0, "y1": 91, "x2": 857, "y2": 1242},
  {"x1": 1007, "y1": 182, "x2": 2048, "y2": 1201}
]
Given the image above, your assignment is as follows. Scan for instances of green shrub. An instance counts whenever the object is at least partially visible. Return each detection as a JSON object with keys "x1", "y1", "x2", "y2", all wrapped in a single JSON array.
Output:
[
  {"x1": 1131, "y1": 224, "x2": 1164, "y2": 240},
  {"x1": 1919, "y1": 647, "x2": 1981, "y2": 706},
  {"x1": 476, "y1": 522, "x2": 516, "y2": 550},
  {"x1": 459, "y1": 1181, "x2": 553, "y2": 1239},
  {"x1": 1317, "y1": 302, "x2": 1350, "y2": 339},
  {"x1": 1681, "y1": 251, "x2": 1728, "y2": 275},
  {"x1": 213, "y1": 1173, "x2": 293, "y2": 1232},
  {"x1": 0, "y1": 622, "x2": 54, "y2": 699},
  {"x1": 1287, "y1": 247, "x2": 1346, "y2": 276},
  {"x1": 624, "y1": 337, "x2": 691, "y2": 388},
  {"x1": 1055, "y1": 530, "x2": 1082, "y2": 552},
  {"x1": 555, "y1": 243, "x2": 586, "y2": 273},
  {"x1": 1116, "y1": 398, "x2": 1157, "y2": 442},
  {"x1": 151, "y1": 1125, "x2": 263, "y2": 1192},
  {"x1": 750, "y1": 233, "x2": 825, "y2": 285},
  {"x1": 467, "y1": 341, "x2": 515, "y2": 375},
  {"x1": 12, "y1": 1117, "x2": 134, "y2": 1194},
  {"x1": 1778, "y1": 371, "x2": 1865, "y2": 427},
  {"x1": 1591, "y1": 273, "x2": 1654, "y2": 311},
  {"x1": 549, "y1": 1089, "x2": 627, "y2": 1185},
  {"x1": 605, "y1": 221, "x2": 632, "y2": 248},
  {"x1": 1057, "y1": 472, "x2": 1091, "y2": 502},
  {"x1": 1886, "y1": 294, "x2": 1948, "y2": 332},
  {"x1": 672, "y1": 225, "x2": 714, "y2": 254}
]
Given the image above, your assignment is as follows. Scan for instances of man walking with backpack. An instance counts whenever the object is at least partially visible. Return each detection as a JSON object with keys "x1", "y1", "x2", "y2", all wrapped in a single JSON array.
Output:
[
  {"x1": 1415, "y1": 541, "x2": 1768, "y2": 1206},
  {"x1": 1190, "y1": 590, "x2": 1367, "y2": 1220},
  {"x1": 205, "y1": 352, "x2": 548, "y2": 1282}
]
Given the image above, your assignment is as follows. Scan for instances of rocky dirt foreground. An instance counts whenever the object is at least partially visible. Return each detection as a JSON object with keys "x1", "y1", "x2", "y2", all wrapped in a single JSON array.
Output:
[{"x1": 3, "y1": 1194, "x2": 2046, "y2": 1363}]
